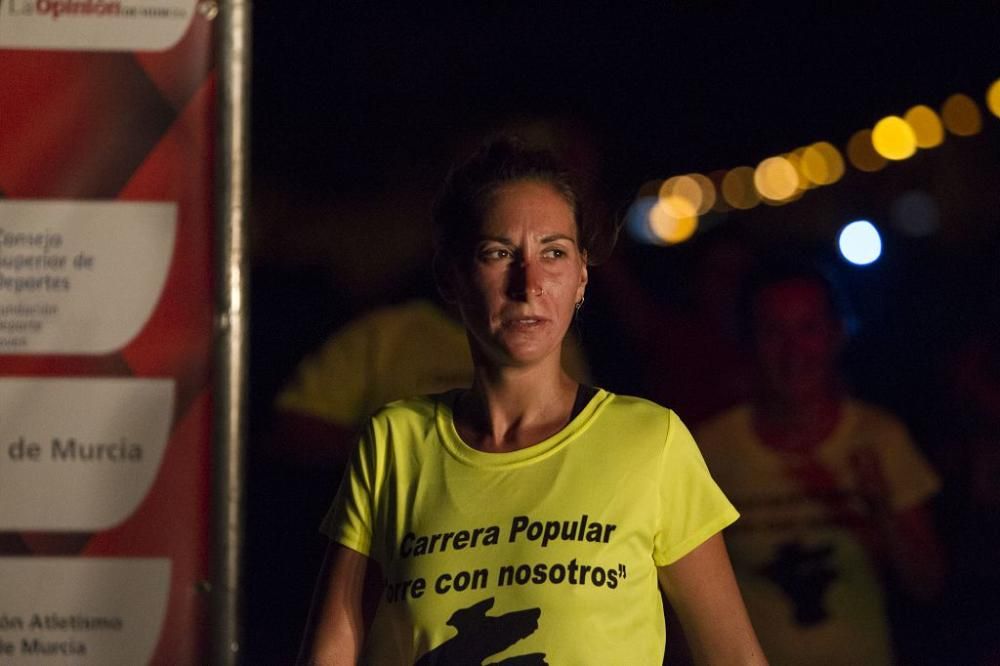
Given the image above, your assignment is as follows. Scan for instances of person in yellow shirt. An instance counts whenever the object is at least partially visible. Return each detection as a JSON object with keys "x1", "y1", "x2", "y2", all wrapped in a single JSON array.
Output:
[{"x1": 300, "y1": 137, "x2": 765, "y2": 664}]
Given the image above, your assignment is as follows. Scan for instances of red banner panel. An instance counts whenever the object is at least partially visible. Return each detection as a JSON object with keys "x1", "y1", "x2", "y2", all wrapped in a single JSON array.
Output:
[{"x1": 0, "y1": 2, "x2": 215, "y2": 662}]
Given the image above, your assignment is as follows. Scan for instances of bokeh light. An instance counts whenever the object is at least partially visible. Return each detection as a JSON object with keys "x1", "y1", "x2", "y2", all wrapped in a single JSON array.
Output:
[
  {"x1": 838, "y1": 220, "x2": 882, "y2": 265},
  {"x1": 658, "y1": 176, "x2": 702, "y2": 218},
  {"x1": 987, "y1": 78, "x2": 1000, "y2": 118},
  {"x1": 636, "y1": 79, "x2": 996, "y2": 224},
  {"x1": 890, "y1": 190, "x2": 940, "y2": 237},
  {"x1": 800, "y1": 141, "x2": 845, "y2": 185},
  {"x1": 688, "y1": 173, "x2": 717, "y2": 214},
  {"x1": 649, "y1": 200, "x2": 698, "y2": 245},
  {"x1": 784, "y1": 150, "x2": 814, "y2": 191},
  {"x1": 872, "y1": 115, "x2": 917, "y2": 160},
  {"x1": 941, "y1": 93, "x2": 982, "y2": 136},
  {"x1": 624, "y1": 196, "x2": 660, "y2": 245},
  {"x1": 904, "y1": 105, "x2": 944, "y2": 148},
  {"x1": 846, "y1": 129, "x2": 887, "y2": 172},
  {"x1": 761, "y1": 188, "x2": 804, "y2": 207},
  {"x1": 753, "y1": 156, "x2": 799, "y2": 201},
  {"x1": 721, "y1": 167, "x2": 760, "y2": 210}
]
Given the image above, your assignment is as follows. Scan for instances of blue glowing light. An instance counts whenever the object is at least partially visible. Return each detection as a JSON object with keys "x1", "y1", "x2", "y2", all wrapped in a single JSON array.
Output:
[
  {"x1": 838, "y1": 220, "x2": 882, "y2": 265},
  {"x1": 624, "y1": 196, "x2": 663, "y2": 245}
]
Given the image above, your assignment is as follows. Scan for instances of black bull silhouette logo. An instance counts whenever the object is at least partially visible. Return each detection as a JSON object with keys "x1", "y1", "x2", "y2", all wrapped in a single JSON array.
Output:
[{"x1": 415, "y1": 597, "x2": 547, "y2": 665}]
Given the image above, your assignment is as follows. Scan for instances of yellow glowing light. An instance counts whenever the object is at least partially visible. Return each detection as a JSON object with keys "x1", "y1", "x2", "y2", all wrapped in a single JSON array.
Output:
[
  {"x1": 753, "y1": 156, "x2": 799, "y2": 201},
  {"x1": 801, "y1": 141, "x2": 845, "y2": 185},
  {"x1": 904, "y1": 105, "x2": 944, "y2": 148},
  {"x1": 988, "y1": 79, "x2": 1000, "y2": 118},
  {"x1": 721, "y1": 167, "x2": 760, "y2": 210},
  {"x1": 649, "y1": 201, "x2": 698, "y2": 245},
  {"x1": 847, "y1": 129, "x2": 887, "y2": 172},
  {"x1": 688, "y1": 173, "x2": 717, "y2": 214},
  {"x1": 763, "y1": 185, "x2": 805, "y2": 206},
  {"x1": 826, "y1": 146, "x2": 846, "y2": 183},
  {"x1": 658, "y1": 176, "x2": 702, "y2": 218},
  {"x1": 941, "y1": 93, "x2": 982, "y2": 136},
  {"x1": 784, "y1": 150, "x2": 813, "y2": 191},
  {"x1": 872, "y1": 115, "x2": 917, "y2": 160}
]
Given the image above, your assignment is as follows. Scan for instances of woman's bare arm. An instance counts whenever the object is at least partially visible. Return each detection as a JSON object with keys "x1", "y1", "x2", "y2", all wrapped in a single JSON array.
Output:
[
  {"x1": 299, "y1": 542, "x2": 369, "y2": 665},
  {"x1": 657, "y1": 533, "x2": 767, "y2": 665}
]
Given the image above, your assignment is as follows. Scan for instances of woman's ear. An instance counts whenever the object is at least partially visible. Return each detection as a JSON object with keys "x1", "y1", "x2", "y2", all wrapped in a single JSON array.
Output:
[{"x1": 575, "y1": 260, "x2": 589, "y2": 305}]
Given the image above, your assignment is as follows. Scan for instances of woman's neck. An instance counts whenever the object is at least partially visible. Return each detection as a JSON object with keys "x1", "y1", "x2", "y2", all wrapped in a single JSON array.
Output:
[{"x1": 455, "y1": 360, "x2": 579, "y2": 453}]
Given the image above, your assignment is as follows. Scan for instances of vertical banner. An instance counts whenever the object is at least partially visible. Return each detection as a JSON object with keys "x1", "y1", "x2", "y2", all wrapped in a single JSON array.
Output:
[{"x1": 0, "y1": 1, "x2": 216, "y2": 662}]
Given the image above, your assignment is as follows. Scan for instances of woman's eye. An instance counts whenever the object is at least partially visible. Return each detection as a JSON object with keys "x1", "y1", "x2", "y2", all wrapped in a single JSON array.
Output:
[
  {"x1": 481, "y1": 248, "x2": 511, "y2": 261},
  {"x1": 543, "y1": 247, "x2": 567, "y2": 259}
]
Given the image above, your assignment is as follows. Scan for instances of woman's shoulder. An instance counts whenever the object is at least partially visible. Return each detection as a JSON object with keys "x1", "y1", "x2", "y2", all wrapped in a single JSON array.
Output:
[
  {"x1": 594, "y1": 390, "x2": 688, "y2": 438},
  {"x1": 601, "y1": 390, "x2": 672, "y2": 415},
  {"x1": 357, "y1": 393, "x2": 453, "y2": 459}
]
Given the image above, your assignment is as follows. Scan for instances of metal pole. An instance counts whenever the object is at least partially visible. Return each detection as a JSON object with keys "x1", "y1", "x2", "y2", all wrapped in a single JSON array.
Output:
[{"x1": 213, "y1": 0, "x2": 251, "y2": 662}]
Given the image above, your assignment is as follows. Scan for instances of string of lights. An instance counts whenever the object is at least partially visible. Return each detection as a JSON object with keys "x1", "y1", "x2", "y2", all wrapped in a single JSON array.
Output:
[{"x1": 628, "y1": 76, "x2": 1000, "y2": 261}]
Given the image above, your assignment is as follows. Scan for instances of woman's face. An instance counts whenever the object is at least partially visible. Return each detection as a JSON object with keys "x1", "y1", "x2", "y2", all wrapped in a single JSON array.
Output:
[{"x1": 452, "y1": 180, "x2": 588, "y2": 370}]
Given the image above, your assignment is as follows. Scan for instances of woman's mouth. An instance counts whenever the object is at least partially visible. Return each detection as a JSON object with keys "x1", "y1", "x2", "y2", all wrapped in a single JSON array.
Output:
[{"x1": 502, "y1": 316, "x2": 548, "y2": 329}]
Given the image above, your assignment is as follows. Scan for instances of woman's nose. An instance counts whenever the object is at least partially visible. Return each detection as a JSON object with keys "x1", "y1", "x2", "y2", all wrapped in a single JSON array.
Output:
[{"x1": 508, "y1": 259, "x2": 544, "y2": 299}]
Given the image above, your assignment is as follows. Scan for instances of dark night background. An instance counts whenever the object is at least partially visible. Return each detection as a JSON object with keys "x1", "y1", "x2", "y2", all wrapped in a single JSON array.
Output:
[
  {"x1": 245, "y1": 5, "x2": 1000, "y2": 663},
  {"x1": 253, "y1": 5, "x2": 999, "y2": 195}
]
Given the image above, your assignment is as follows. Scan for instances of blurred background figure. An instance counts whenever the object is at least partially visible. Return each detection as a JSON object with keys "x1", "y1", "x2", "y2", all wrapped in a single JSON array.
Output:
[{"x1": 695, "y1": 258, "x2": 945, "y2": 665}]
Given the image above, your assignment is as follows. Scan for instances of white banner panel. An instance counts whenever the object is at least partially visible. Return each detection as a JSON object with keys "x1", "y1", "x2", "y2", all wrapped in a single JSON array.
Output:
[
  {"x1": 0, "y1": 557, "x2": 170, "y2": 663},
  {"x1": 0, "y1": 378, "x2": 173, "y2": 530},
  {"x1": 0, "y1": 200, "x2": 175, "y2": 355},
  {"x1": 0, "y1": 0, "x2": 196, "y2": 51}
]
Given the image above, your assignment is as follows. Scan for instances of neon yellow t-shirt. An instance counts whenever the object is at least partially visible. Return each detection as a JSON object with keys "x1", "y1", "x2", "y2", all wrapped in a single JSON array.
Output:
[
  {"x1": 322, "y1": 389, "x2": 738, "y2": 664},
  {"x1": 277, "y1": 299, "x2": 590, "y2": 428},
  {"x1": 695, "y1": 401, "x2": 941, "y2": 666}
]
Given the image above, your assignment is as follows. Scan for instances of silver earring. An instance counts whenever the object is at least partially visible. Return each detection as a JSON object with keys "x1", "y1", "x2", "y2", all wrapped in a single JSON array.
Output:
[{"x1": 575, "y1": 296, "x2": 585, "y2": 310}]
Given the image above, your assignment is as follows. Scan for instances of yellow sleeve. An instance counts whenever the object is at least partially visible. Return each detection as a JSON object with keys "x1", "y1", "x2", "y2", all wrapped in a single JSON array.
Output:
[
  {"x1": 275, "y1": 315, "x2": 375, "y2": 428},
  {"x1": 654, "y1": 410, "x2": 739, "y2": 566},
  {"x1": 320, "y1": 420, "x2": 377, "y2": 557}
]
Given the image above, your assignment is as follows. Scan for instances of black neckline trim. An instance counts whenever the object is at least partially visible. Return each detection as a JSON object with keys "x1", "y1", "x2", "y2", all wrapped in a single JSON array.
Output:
[{"x1": 571, "y1": 384, "x2": 599, "y2": 419}]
